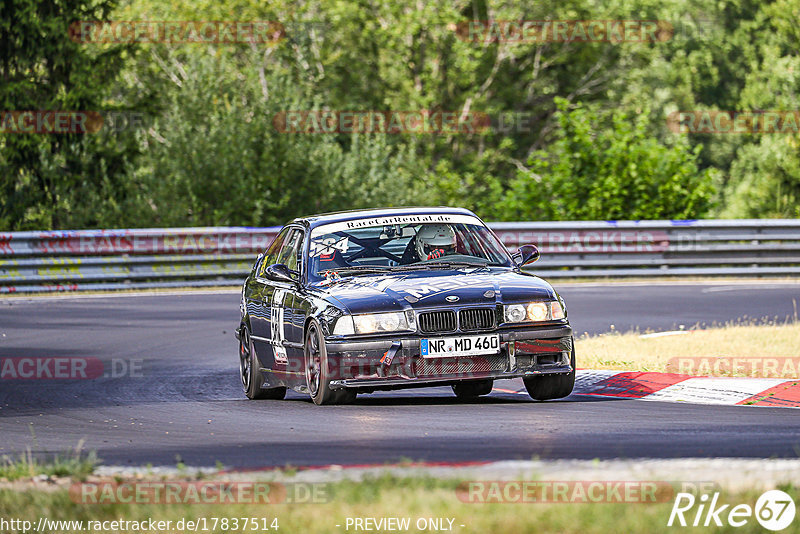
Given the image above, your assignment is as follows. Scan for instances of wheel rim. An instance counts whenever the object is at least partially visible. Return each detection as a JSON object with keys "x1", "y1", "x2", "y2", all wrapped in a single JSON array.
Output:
[
  {"x1": 305, "y1": 326, "x2": 321, "y2": 397},
  {"x1": 239, "y1": 328, "x2": 251, "y2": 392}
]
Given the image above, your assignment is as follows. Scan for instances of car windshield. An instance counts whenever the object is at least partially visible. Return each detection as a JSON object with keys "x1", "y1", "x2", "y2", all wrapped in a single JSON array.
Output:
[{"x1": 307, "y1": 214, "x2": 512, "y2": 282}]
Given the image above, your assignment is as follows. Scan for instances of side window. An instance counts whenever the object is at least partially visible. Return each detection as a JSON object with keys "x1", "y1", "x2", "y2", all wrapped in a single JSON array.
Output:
[
  {"x1": 286, "y1": 231, "x2": 304, "y2": 273},
  {"x1": 276, "y1": 229, "x2": 303, "y2": 272},
  {"x1": 258, "y1": 228, "x2": 290, "y2": 277}
]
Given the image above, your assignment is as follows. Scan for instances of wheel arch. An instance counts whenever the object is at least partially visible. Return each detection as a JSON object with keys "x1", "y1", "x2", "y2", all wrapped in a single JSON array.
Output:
[
  {"x1": 237, "y1": 314, "x2": 253, "y2": 340},
  {"x1": 303, "y1": 313, "x2": 325, "y2": 340}
]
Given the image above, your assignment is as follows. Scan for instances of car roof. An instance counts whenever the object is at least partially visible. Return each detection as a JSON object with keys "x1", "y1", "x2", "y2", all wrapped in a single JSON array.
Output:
[{"x1": 290, "y1": 206, "x2": 480, "y2": 230}]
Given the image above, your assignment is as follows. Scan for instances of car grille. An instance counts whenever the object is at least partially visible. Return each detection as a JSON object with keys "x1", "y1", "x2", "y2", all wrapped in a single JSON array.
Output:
[
  {"x1": 458, "y1": 308, "x2": 495, "y2": 331},
  {"x1": 418, "y1": 310, "x2": 456, "y2": 333}
]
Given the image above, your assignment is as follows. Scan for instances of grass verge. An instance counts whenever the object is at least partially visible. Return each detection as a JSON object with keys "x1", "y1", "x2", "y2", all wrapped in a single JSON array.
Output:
[
  {"x1": 0, "y1": 445, "x2": 97, "y2": 482},
  {"x1": 1, "y1": 474, "x2": 798, "y2": 533},
  {"x1": 575, "y1": 321, "x2": 800, "y2": 376}
]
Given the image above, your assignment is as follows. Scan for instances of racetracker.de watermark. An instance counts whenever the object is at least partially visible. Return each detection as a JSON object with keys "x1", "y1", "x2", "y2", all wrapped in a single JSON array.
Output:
[
  {"x1": 453, "y1": 20, "x2": 674, "y2": 43},
  {"x1": 666, "y1": 357, "x2": 800, "y2": 379},
  {"x1": 0, "y1": 357, "x2": 144, "y2": 380},
  {"x1": 495, "y1": 229, "x2": 671, "y2": 253},
  {"x1": 69, "y1": 21, "x2": 284, "y2": 44},
  {"x1": 667, "y1": 111, "x2": 800, "y2": 134},
  {"x1": 456, "y1": 481, "x2": 716, "y2": 503},
  {"x1": 0, "y1": 111, "x2": 148, "y2": 134},
  {"x1": 71, "y1": 481, "x2": 328, "y2": 504},
  {"x1": 6, "y1": 232, "x2": 277, "y2": 255},
  {"x1": 269, "y1": 354, "x2": 515, "y2": 381},
  {"x1": 272, "y1": 110, "x2": 491, "y2": 134}
]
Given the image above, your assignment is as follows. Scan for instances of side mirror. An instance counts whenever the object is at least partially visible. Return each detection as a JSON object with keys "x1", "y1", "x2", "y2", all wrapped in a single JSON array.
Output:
[
  {"x1": 512, "y1": 244, "x2": 540, "y2": 267},
  {"x1": 264, "y1": 263, "x2": 297, "y2": 284}
]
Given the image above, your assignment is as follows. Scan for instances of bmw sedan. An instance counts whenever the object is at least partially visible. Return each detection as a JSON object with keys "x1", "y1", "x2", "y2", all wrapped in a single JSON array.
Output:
[{"x1": 236, "y1": 207, "x2": 574, "y2": 405}]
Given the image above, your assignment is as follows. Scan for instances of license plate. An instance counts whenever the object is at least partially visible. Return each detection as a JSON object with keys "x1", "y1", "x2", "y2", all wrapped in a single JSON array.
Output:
[{"x1": 421, "y1": 334, "x2": 500, "y2": 358}]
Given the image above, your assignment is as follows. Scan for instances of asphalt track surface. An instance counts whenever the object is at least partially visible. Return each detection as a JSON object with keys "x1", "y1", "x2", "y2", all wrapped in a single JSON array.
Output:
[{"x1": 1, "y1": 282, "x2": 799, "y2": 468}]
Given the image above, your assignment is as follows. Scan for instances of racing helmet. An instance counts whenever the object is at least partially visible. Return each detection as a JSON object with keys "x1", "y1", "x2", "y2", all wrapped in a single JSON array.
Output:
[{"x1": 415, "y1": 224, "x2": 457, "y2": 260}]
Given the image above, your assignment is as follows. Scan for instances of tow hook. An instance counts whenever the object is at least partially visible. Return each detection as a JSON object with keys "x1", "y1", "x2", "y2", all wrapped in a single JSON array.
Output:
[{"x1": 377, "y1": 341, "x2": 402, "y2": 377}]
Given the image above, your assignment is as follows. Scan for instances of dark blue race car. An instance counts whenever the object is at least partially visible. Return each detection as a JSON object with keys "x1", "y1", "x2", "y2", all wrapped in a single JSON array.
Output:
[{"x1": 236, "y1": 207, "x2": 574, "y2": 405}]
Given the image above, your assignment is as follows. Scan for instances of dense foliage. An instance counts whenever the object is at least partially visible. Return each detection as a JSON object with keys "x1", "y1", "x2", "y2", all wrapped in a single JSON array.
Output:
[{"x1": 1, "y1": 0, "x2": 798, "y2": 230}]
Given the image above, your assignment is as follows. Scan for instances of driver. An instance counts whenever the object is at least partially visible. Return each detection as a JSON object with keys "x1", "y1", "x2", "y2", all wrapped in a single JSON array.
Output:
[{"x1": 415, "y1": 224, "x2": 457, "y2": 261}]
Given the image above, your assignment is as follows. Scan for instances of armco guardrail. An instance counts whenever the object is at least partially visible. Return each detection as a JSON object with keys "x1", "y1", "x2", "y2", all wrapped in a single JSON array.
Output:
[
  {"x1": 1, "y1": 219, "x2": 799, "y2": 293},
  {"x1": 491, "y1": 219, "x2": 800, "y2": 277},
  {"x1": 0, "y1": 227, "x2": 280, "y2": 293}
]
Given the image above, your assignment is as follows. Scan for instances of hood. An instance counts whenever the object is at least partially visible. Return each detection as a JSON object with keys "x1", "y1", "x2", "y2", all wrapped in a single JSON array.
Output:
[{"x1": 314, "y1": 267, "x2": 556, "y2": 315}]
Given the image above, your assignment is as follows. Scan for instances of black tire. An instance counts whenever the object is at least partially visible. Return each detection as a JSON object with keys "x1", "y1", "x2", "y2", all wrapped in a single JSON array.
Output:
[
  {"x1": 523, "y1": 344, "x2": 576, "y2": 401},
  {"x1": 304, "y1": 320, "x2": 356, "y2": 405},
  {"x1": 239, "y1": 325, "x2": 287, "y2": 400},
  {"x1": 452, "y1": 379, "x2": 493, "y2": 399}
]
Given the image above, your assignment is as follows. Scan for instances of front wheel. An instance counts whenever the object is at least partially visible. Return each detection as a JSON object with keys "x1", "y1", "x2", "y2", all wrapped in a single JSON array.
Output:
[
  {"x1": 304, "y1": 320, "x2": 356, "y2": 405},
  {"x1": 523, "y1": 345, "x2": 576, "y2": 401},
  {"x1": 239, "y1": 325, "x2": 286, "y2": 400}
]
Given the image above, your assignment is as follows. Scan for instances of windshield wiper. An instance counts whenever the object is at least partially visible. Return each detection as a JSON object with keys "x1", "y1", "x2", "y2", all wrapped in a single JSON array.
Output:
[
  {"x1": 389, "y1": 260, "x2": 489, "y2": 271},
  {"x1": 319, "y1": 266, "x2": 392, "y2": 276},
  {"x1": 320, "y1": 262, "x2": 492, "y2": 278}
]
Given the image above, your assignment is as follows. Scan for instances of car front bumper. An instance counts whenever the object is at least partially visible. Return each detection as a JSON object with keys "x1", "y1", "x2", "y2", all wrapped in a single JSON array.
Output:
[{"x1": 323, "y1": 324, "x2": 573, "y2": 391}]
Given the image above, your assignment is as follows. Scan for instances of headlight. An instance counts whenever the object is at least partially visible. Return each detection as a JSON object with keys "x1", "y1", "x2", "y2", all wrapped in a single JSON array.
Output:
[
  {"x1": 526, "y1": 302, "x2": 548, "y2": 321},
  {"x1": 504, "y1": 304, "x2": 526, "y2": 323},
  {"x1": 352, "y1": 312, "x2": 409, "y2": 334},
  {"x1": 504, "y1": 301, "x2": 565, "y2": 323}
]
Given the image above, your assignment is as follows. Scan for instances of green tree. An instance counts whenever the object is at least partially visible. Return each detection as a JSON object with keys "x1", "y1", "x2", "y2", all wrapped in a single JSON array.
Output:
[
  {"x1": 714, "y1": 0, "x2": 800, "y2": 217},
  {"x1": 0, "y1": 0, "x2": 150, "y2": 230},
  {"x1": 8, "y1": 0, "x2": 798, "y2": 229},
  {"x1": 501, "y1": 98, "x2": 716, "y2": 220},
  {"x1": 129, "y1": 48, "x2": 425, "y2": 226},
  {"x1": 719, "y1": 136, "x2": 800, "y2": 218}
]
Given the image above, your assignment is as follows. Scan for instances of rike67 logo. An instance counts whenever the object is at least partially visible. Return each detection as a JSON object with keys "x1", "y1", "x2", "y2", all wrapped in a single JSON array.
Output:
[{"x1": 668, "y1": 490, "x2": 796, "y2": 531}]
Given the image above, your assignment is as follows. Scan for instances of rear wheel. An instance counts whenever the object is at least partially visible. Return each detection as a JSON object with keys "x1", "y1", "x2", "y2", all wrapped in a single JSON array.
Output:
[
  {"x1": 305, "y1": 320, "x2": 356, "y2": 405},
  {"x1": 452, "y1": 379, "x2": 493, "y2": 399},
  {"x1": 523, "y1": 345, "x2": 576, "y2": 401},
  {"x1": 239, "y1": 325, "x2": 286, "y2": 400}
]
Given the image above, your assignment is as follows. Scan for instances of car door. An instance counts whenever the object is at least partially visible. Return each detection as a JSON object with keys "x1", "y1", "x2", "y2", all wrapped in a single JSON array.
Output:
[
  {"x1": 279, "y1": 229, "x2": 309, "y2": 384},
  {"x1": 259, "y1": 227, "x2": 304, "y2": 386},
  {"x1": 247, "y1": 228, "x2": 289, "y2": 384}
]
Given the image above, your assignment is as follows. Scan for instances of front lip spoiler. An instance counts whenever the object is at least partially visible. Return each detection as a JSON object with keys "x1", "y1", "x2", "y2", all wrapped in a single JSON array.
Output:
[{"x1": 328, "y1": 366, "x2": 572, "y2": 390}]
